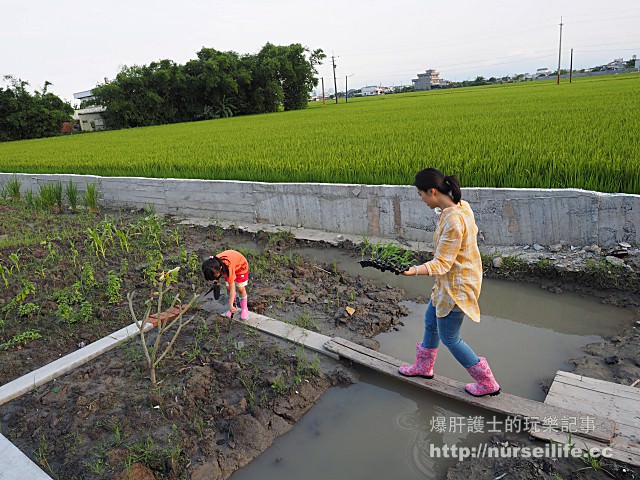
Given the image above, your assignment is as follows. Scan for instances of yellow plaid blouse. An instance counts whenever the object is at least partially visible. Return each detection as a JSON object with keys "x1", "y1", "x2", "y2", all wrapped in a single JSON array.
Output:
[{"x1": 422, "y1": 200, "x2": 483, "y2": 322}]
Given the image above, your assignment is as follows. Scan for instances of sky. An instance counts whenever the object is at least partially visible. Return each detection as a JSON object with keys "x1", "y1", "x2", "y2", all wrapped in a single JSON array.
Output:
[{"x1": 1, "y1": 0, "x2": 638, "y2": 105}]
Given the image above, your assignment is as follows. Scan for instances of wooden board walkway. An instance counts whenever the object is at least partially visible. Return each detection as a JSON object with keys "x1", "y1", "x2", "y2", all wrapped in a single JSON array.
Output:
[
  {"x1": 324, "y1": 337, "x2": 616, "y2": 445},
  {"x1": 530, "y1": 370, "x2": 640, "y2": 467},
  {"x1": 201, "y1": 309, "x2": 637, "y2": 462}
]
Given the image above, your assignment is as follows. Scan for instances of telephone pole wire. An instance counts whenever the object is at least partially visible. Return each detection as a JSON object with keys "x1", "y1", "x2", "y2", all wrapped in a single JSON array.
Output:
[{"x1": 557, "y1": 17, "x2": 563, "y2": 85}]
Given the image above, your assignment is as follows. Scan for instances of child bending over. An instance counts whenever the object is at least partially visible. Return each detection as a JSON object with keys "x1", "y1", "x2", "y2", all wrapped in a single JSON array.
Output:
[{"x1": 202, "y1": 250, "x2": 250, "y2": 320}]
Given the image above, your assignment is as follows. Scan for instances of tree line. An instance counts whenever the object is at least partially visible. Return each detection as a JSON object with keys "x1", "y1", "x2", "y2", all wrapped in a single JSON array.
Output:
[
  {"x1": 0, "y1": 76, "x2": 74, "y2": 142},
  {"x1": 88, "y1": 43, "x2": 325, "y2": 129},
  {"x1": 0, "y1": 43, "x2": 325, "y2": 141}
]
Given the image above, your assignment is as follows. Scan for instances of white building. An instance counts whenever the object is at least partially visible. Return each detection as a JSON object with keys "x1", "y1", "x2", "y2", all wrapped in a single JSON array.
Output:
[
  {"x1": 606, "y1": 58, "x2": 626, "y2": 70},
  {"x1": 361, "y1": 85, "x2": 388, "y2": 96},
  {"x1": 412, "y1": 69, "x2": 440, "y2": 90},
  {"x1": 72, "y1": 90, "x2": 106, "y2": 132}
]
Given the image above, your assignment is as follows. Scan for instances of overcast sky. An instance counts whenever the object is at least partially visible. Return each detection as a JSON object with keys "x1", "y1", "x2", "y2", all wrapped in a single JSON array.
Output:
[{"x1": 1, "y1": 0, "x2": 638, "y2": 104}]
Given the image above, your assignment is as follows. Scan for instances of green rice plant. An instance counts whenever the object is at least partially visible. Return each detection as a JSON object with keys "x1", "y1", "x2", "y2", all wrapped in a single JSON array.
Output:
[
  {"x1": 23, "y1": 189, "x2": 36, "y2": 209},
  {"x1": 38, "y1": 183, "x2": 57, "y2": 210},
  {"x1": 65, "y1": 179, "x2": 79, "y2": 210},
  {"x1": 51, "y1": 181, "x2": 63, "y2": 211},
  {"x1": 0, "y1": 75, "x2": 638, "y2": 192},
  {"x1": 83, "y1": 182, "x2": 98, "y2": 211},
  {"x1": 2, "y1": 176, "x2": 21, "y2": 201}
]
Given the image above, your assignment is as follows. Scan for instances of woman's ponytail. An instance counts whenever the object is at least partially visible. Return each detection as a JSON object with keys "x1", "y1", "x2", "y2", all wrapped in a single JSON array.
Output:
[
  {"x1": 415, "y1": 168, "x2": 462, "y2": 204},
  {"x1": 444, "y1": 175, "x2": 462, "y2": 203}
]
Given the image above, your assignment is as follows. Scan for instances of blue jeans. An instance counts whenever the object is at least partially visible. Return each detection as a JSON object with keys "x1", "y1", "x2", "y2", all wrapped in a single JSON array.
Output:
[{"x1": 421, "y1": 301, "x2": 479, "y2": 368}]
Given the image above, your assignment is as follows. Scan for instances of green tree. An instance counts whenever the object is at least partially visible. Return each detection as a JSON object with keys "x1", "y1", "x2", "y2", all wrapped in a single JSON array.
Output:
[
  {"x1": 0, "y1": 76, "x2": 73, "y2": 142},
  {"x1": 89, "y1": 42, "x2": 324, "y2": 129},
  {"x1": 269, "y1": 44, "x2": 325, "y2": 111}
]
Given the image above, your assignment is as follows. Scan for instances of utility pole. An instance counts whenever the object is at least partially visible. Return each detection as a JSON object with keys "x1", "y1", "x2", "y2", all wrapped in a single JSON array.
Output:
[
  {"x1": 557, "y1": 17, "x2": 563, "y2": 85},
  {"x1": 332, "y1": 55, "x2": 338, "y2": 104},
  {"x1": 345, "y1": 74, "x2": 353, "y2": 103},
  {"x1": 321, "y1": 77, "x2": 325, "y2": 105},
  {"x1": 569, "y1": 48, "x2": 574, "y2": 83},
  {"x1": 345, "y1": 75, "x2": 349, "y2": 103}
]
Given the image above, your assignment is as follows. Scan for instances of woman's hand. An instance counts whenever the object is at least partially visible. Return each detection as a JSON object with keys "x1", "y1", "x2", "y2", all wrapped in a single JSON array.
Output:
[{"x1": 402, "y1": 266, "x2": 418, "y2": 276}]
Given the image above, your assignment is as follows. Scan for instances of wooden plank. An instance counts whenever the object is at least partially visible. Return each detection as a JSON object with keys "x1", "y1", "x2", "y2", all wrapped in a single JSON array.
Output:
[
  {"x1": 325, "y1": 337, "x2": 616, "y2": 444},
  {"x1": 0, "y1": 322, "x2": 152, "y2": 407},
  {"x1": 198, "y1": 299, "x2": 338, "y2": 360},
  {"x1": 553, "y1": 370, "x2": 640, "y2": 401},
  {"x1": 239, "y1": 312, "x2": 338, "y2": 360},
  {"x1": 546, "y1": 381, "x2": 640, "y2": 429},
  {"x1": 530, "y1": 427, "x2": 640, "y2": 467},
  {"x1": 0, "y1": 433, "x2": 52, "y2": 479}
]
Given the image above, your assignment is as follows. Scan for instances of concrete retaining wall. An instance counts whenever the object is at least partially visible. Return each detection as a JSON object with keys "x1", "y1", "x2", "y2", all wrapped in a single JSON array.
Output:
[{"x1": 1, "y1": 173, "x2": 638, "y2": 247}]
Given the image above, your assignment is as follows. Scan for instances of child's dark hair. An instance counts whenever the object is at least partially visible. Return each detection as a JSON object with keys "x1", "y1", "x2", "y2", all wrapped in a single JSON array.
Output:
[
  {"x1": 202, "y1": 255, "x2": 230, "y2": 281},
  {"x1": 414, "y1": 168, "x2": 462, "y2": 204}
]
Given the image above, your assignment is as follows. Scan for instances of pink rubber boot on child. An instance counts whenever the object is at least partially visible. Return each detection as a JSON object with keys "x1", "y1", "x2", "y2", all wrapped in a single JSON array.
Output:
[
  {"x1": 239, "y1": 296, "x2": 249, "y2": 320},
  {"x1": 464, "y1": 357, "x2": 501, "y2": 397},
  {"x1": 398, "y1": 343, "x2": 438, "y2": 379}
]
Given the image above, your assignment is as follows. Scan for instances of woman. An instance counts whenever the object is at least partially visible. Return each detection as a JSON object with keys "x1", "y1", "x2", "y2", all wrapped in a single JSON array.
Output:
[{"x1": 399, "y1": 168, "x2": 500, "y2": 397}]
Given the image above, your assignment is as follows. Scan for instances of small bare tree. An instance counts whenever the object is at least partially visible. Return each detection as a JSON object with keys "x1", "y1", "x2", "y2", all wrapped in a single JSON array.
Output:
[{"x1": 127, "y1": 267, "x2": 200, "y2": 386}]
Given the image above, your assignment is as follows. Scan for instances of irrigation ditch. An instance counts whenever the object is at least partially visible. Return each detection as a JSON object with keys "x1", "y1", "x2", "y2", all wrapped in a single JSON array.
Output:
[{"x1": 0, "y1": 182, "x2": 638, "y2": 479}]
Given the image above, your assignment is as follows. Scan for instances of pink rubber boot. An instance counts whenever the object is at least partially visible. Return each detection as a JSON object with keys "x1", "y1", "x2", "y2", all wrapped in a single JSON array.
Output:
[
  {"x1": 239, "y1": 296, "x2": 249, "y2": 320},
  {"x1": 398, "y1": 343, "x2": 438, "y2": 379},
  {"x1": 465, "y1": 357, "x2": 501, "y2": 397}
]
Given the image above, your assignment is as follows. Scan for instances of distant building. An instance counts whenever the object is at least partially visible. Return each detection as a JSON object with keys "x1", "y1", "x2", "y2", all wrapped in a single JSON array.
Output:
[
  {"x1": 72, "y1": 89, "x2": 106, "y2": 132},
  {"x1": 411, "y1": 69, "x2": 440, "y2": 90},
  {"x1": 535, "y1": 67, "x2": 552, "y2": 77},
  {"x1": 606, "y1": 58, "x2": 626, "y2": 70},
  {"x1": 361, "y1": 85, "x2": 389, "y2": 96}
]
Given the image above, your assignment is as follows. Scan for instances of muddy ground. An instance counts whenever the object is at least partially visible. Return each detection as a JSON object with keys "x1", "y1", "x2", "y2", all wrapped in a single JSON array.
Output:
[
  {"x1": 0, "y1": 205, "x2": 407, "y2": 480},
  {"x1": 0, "y1": 204, "x2": 638, "y2": 479}
]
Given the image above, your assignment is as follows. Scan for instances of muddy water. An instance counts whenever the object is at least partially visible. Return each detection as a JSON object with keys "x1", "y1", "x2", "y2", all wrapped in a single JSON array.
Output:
[
  {"x1": 232, "y1": 366, "x2": 494, "y2": 479},
  {"x1": 231, "y1": 244, "x2": 634, "y2": 480}
]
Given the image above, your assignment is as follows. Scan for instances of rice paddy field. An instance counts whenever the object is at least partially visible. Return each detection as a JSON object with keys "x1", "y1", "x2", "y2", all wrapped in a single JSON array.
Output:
[{"x1": 0, "y1": 74, "x2": 638, "y2": 193}]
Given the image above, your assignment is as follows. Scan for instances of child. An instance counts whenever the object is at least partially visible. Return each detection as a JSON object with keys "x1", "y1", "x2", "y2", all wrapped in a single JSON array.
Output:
[
  {"x1": 399, "y1": 168, "x2": 501, "y2": 397},
  {"x1": 202, "y1": 250, "x2": 250, "y2": 320}
]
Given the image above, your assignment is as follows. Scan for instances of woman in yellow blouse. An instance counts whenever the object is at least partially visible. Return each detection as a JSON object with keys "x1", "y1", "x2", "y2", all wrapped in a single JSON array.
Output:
[{"x1": 399, "y1": 168, "x2": 500, "y2": 397}]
